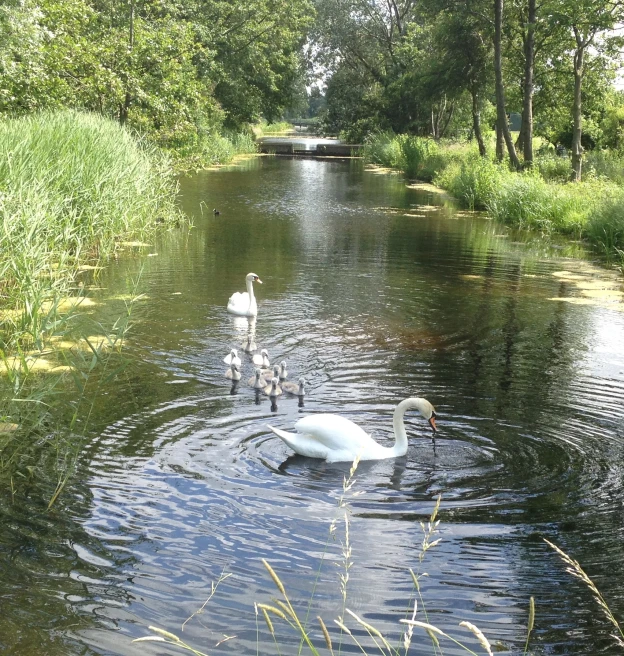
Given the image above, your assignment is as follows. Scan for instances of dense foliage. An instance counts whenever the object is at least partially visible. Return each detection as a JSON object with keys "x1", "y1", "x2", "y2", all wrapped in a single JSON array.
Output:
[
  {"x1": 0, "y1": 0, "x2": 314, "y2": 161},
  {"x1": 313, "y1": 0, "x2": 624, "y2": 180}
]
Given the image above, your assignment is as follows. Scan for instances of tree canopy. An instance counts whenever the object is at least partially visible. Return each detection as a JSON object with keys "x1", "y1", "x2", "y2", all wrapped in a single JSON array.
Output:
[{"x1": 0, "y1": 0, "x2": 314, "y2": 147}]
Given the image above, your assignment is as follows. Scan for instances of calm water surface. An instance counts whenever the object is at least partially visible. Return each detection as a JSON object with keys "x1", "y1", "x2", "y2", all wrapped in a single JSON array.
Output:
[{"x1": 2, "y1": 157, "x2": 624, "y2": 655}]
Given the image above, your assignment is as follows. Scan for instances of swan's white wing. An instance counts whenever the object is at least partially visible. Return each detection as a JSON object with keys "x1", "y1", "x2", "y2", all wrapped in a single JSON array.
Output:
[
  {"x1": 269, "y1": 425, "x2": 331, "y2": 459},
  {"x1": 294, "y1": 414, "x2": 373, "y2": 453},
  {"x1": 228, "y1": 291, "x2": 249, "y2": 305},
  {"x1": 252, "y1": 353, "x2": 263, "y2": 365}
]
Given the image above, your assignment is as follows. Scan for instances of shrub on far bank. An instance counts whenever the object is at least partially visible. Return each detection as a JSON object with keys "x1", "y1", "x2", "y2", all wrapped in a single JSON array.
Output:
[
  {"x1": 585, "y1": 149, "x2": 624, "y2": 186},
  {"x1": 587, "y1": 191, "x2": 624, "y2": 254},
  {"x1": 362, "y1": 131, "x2": 624, "y2": 263},
  {"x1": 486, "y1": 173, "x2": 602, "y2": 234},
  {"x1": 435, "y1": 157, "x2": 506, "y2": 210},
  {"x1": 166, "y1": 129, "x2": 256, "y2": 170}
]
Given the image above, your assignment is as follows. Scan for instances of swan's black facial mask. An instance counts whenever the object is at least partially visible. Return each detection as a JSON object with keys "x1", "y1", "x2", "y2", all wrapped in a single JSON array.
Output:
[{"x1": 254, "y1": 276, "x2": 262, "y2": 284}]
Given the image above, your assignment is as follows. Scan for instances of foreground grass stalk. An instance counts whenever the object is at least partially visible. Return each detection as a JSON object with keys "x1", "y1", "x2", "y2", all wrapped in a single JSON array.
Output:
[
  {"x1": 545, "y1": 539, "x2": 624, "y2": 648},
  {"x1": 262, "y1": 559, "x2": 321, "y2": 656},
  {"x1": 523, "y1": 597, "x2": 535, "y2": 655},
  {"x1": 133, "y1": 626, "x2": 209, "y2": 656}
]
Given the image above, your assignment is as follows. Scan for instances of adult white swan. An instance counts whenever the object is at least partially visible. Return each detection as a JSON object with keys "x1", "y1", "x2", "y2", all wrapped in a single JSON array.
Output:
[
  {"x1": 227, "y1": 273, "x2": 262, "y2": 317},
  {"x1": 268, "y1": 397, "x2": 437, "y2": 462}
]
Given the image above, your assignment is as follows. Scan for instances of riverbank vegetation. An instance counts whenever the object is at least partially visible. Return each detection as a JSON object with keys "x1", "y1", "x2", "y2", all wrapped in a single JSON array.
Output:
[
  {"x1": 311, "y1": 0, "x2": 624, "y2": 263},
  {"x1": 0, "y1": 110, "x2": 182, "y2": 500},
  {"x1": 363, "y1": 133, "x2": 624, "y2": 260}
]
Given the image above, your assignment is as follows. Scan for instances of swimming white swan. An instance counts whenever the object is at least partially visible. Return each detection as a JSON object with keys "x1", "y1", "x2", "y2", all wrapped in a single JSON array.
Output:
[
  {"x1": 225, "y1": 362, "x2": 241, "y2": 381},
  {"x1": 223, "y1": 349, "x2": 241, "y2": 367},
  {"x1": 281, "y1": 377, "x2": 305, "y2": 396},
  {"x1": 248, "y1": 368, "x2": 267, "y2": 389},
  {"x1": 253, "y1": 349, "x2": 270, "y2": 368},
  {"x1": 227, "y1": 273, "x2": 262, "y2": 317},
  {"x1": 278, "y1": 361, "x2": 288, "y2": 381},
  {"x1": 264, "y1": 376, "x2": 282, "y2": 397},
  {"x1": 268, "y1": 397, "x2": 437, "y2": 462}
]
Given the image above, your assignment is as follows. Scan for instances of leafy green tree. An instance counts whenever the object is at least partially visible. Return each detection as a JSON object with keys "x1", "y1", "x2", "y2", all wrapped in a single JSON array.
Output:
[{"x1": 550, "y1": 0, "x2": 624, "y2": 179}]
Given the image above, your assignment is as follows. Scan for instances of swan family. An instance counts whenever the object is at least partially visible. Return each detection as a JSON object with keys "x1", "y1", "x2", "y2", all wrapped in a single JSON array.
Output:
[{"x1": 224, "y1": 272, "x2": 437, "y2": 462}]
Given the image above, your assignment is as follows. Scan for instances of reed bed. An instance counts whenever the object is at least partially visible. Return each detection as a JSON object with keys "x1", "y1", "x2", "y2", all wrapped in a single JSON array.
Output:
[
  {"x1": 170, "y1": 129, "x2": 257, "y2": 170},
  {"x1": 0, "y1": 109, "x2": 182, "y2": 349},
  {"x1": 0, "y1": 110, "x2": 182, "y2": 500},
  {"x1": 363, "y1": 132, "x2": 624, "y2": 266}
]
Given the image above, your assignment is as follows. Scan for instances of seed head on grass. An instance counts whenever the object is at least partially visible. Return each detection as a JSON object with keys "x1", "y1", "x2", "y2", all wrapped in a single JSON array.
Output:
[
  {"x1": 262, "y1": 558, "x2": 287, "y2": 597},
  {"x1": 460, "y1": 621, "x2": 493, "y2": 656},
  {"x1": 261, "y1": 607, "x2": 275, "y2": 635},
  {"x1": 257, "y1": 603, "x2": 289, "y2": 621},
  {"x1": 544, "y1": 538, "x2": 624, "y2": 647},
  {"x1": 318, "y1": 616, "x2": 334, "y2": 654},
  {"x1": 523, "y1": 596, "x2": 535, "y2": 655}
]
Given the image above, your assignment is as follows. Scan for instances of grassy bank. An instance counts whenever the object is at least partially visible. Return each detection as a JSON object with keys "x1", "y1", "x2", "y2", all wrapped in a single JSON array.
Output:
[
  {"x1": 0, "y1": 110, "x2": 183, "y2": 349},
  {"x1": 167, "y1": 128, "x2": 257, "y2": 171},
  {"x1": 0, "y1": 110, "x2": 184, "y2": 500},
  {"x1": 362, "y1": 133, "x2": 624, "y2": 264}
]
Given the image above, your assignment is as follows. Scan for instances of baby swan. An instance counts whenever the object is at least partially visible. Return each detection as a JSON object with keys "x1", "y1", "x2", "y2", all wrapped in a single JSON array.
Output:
[
  {"x1": 264, "y1": 376, "x2": 282, "y2": 397},
  {"x1": 278, "y1": 361, "x2": 288, "y2": 381},
  {"x1": 268, "y1": 397, "x2": 437, "y2": 462},
  {"x1": 281, "y1": 377, "x2": 305, "y2": 396},
  {"x1": 263, "y1": 364, "x2": 280, "y2": 381},
  {"x1": 242, "y1": 335, "x2": 257, "y2": 353},
  {"x1": 253, "y1": 348, "x2": 270, "y2": 368},
  {"x1": 225, "y1": 362, "x2": 241, "y2": 381},
  {"x1": 224, "y1": 349, "x2": 241, "y2": 367},
  {"x1": 248, "y1": 368, "x2": 267, "y2": 389}
]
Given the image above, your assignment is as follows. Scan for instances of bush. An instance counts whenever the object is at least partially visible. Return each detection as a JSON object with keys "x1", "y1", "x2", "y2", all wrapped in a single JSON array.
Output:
[
  {"x1": 435, "y1": 157, "x2": 506, "y2": 210},
  {"x1": 362, "y1": 131, "x2": 402, "y2": 168},
  {"x1": 587, "y1": 191, "x2": 624, "y2": 253},
  {"x1": 584, "y1": 149, "x2": 624, "y2": 185},
  {"x1": 535, "y1": 154, "x2": 573, "y2": 182}
]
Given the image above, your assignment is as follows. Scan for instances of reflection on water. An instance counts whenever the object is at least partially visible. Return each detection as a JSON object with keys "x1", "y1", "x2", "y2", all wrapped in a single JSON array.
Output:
[{"x1": 1, "y1": 157, "x2": 624, "y2": 655}]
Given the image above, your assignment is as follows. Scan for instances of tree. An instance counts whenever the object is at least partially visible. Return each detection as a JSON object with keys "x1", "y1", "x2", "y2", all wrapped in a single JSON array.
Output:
[
  {"x1": 494, "y1": 0, "x2": 521, "y2": 168},
  {"x1": 551, "y1": 0, "x2": 624, "y2": 180}
]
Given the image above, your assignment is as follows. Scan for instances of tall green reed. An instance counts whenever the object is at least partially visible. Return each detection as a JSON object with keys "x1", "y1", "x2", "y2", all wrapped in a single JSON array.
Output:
[
  {"x1": 0, "y1": 109, "x2": 182, "y2": 351},
  {"x1": 0, "y1": 110, "x2": 182, "y2": 500}
]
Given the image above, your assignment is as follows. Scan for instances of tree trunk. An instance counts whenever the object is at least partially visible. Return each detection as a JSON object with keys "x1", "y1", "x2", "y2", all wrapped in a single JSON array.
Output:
[
  {"x1": 494, "y1": 0, "x2": 521, "y2": 169},
  {"x1": 496, "y1": 120, "x2": 504, "y2": 161},
  {"x1": 521, "y1": 0, "x2": 536, "y2": 166},
  {"x1": 439, "y1": 100, "x2": 455, "y2": 139},
  {"x1": 119, "y1": 0, "x2": 135, "y2": 126},
  {"x1": 571, "y1": 28, "x2": 584, "y2": 181},
  {"x1": 471, "y1": 86, "x2": 487, "y2": 157}
]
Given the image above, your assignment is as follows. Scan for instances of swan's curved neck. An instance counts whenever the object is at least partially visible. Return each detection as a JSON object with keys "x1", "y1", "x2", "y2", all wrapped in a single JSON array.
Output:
[
  {"x1": 245, "y1": 278, "x2": 256, "y2": 313},
  {"x1": 390, "y1": 400, "x2": 411, "y2": 457},
  {"x1": 246, "y1": 278, "x2": 255, "y2": 302}
]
